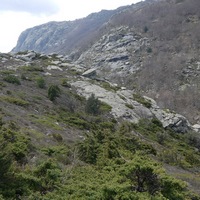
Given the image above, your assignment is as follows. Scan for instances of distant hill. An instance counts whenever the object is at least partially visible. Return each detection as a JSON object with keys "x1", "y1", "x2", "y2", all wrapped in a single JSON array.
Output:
[{"x1": 12, "y1": 6, "x2": 128, "y2": 56}]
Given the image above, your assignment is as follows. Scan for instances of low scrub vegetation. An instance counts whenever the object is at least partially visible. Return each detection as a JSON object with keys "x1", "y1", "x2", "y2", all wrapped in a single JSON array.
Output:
[{"x1": 3, "y1": 75, "x2": 21, "y2": 85}]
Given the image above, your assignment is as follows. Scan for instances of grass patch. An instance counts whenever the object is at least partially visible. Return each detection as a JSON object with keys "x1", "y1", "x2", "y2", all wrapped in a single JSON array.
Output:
[
  {"x1": 133, "y1": 93, "x2": 152, "y2": 108},
  {"x1": 0, "y1": 82, "x2": 6, "y2": 88},
  {"x1": 125, "y1": 103, "x2": 134, "y2": 109},
  {"x1": 0, "y1": 70, "x2": 15, "y2": 75},
  {"x1": 32, "y1": 115, "x2": 63, "y2": 130},
  {"x1": 27, "y1": 129, "x2": 45, "y2": 139},
  {"x1": 21, "y1": 65, "x2": 44, "y2": 72},
  {"x1": 101, "y1": 82, "x2": 120, "y2": 92},
  {"x1": 118, "y1": 94, "x2": 126, "y2": 100},
  {"x1": 0, "y1": 95, "x2": 29, "y2": 106},
  {"x1": 100, "y1": 102, "x2": 112, "y2": 113}
]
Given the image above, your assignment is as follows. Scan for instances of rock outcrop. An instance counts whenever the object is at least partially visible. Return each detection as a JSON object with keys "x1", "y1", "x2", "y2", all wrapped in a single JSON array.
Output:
[
  {"x1": 76, "y1": 26, "x2": 150, "y2": 81},
  {"x1": 71, "y1": 80, "x2": 191, "y2": 133}
]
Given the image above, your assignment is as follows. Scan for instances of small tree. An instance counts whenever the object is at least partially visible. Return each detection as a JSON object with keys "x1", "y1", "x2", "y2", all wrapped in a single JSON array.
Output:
[
  {"x1": 85, "y1": 93, "x2": 100, "y2": 115},
  {"x1": 48, "y1": 85, "x2": 61, "y2": 101},
  {"x1": 124, "y1": 157, "x2": 160, "y2": 195}
]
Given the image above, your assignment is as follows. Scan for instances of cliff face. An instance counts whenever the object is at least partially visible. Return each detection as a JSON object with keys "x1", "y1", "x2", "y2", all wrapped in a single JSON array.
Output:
[
  {"x1": 12, "y1": 0, "x2": 200, "y2": 123},
  {"x1": 12, "y1": 7, "x2": 128, "y2": 56}
]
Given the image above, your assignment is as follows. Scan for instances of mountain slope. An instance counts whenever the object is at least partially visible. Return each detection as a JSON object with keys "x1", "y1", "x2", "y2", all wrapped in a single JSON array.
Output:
[
  {"x1": 76, "y1": 0, "x2": 200, "y2": 123},
  {"x1": 0, "y1": 51, "x2": 200, "y2": 199},
  {"x1": 12, "y1": 0, "x2": 200, "y2": 124}
]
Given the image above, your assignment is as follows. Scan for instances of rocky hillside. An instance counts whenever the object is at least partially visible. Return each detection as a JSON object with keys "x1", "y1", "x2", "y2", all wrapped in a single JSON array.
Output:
[
  {"x1": 0, "y1": 51, "x2": 200, "y2": 199},
  {"x1": 12, "y1": 0, "x2": 200, "y2": 124},
  {"x1": 75, "y1": 0, "x2": 200, "y2": 124}
]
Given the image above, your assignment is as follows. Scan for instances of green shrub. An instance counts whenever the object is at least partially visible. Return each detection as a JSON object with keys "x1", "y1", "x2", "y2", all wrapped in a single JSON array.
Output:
[
  {"x1": 34, "y1": 159, "x2": 62, "y2": 193},
  {"x1": 152, "y1": 118, "x2": 163, "y2": 128},
  {"x1": 66, "y1": 116, "x2": 90, "y2": 129},
  {"x1": 3, "y1": 75, "x2": 21, "y2": 85},
  {"x1": 0, "y1": 127, "x2": 30, "y2": 163},
  {"x1": 146, "y1": 47, "x2": 152, "y2": 53},
  {"x1": 36, "y1": 76, "x2": 46, "y2": 88},
  {"x1": 48, "y1": 85, "x2": 61, "y2": 101},
  {"x1": 85, "y1": 93, "x2": 101, "y2": 115}
]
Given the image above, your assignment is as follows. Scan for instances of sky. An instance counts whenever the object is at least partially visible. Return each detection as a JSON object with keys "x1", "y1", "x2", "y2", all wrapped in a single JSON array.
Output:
[{"x1": 0, "y1": 0, "x2": 143, "y2": 53}]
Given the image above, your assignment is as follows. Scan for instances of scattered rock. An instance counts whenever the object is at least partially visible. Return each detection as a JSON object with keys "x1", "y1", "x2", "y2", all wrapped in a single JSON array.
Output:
[{"x1": 15, "y1": 51, "x2": 37, "y2": 62}]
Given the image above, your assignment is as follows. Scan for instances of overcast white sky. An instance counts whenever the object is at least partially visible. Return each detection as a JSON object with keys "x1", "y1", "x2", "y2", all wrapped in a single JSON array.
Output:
[{"x1": 0, "y1": 0, "x2": 143, "y2": 53}]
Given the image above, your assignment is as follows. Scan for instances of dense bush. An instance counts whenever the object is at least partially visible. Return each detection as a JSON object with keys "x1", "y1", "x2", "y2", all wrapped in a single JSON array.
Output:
[{"x1": 0, "y1": 115, "x2": 199, "y2": 199}]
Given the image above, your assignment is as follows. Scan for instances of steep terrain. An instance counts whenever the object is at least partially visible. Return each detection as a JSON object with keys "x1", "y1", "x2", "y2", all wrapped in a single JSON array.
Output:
[
  {"x1": 12, "y1": 0, "x2": 200, "y2": 124},
  {"x1": 0, "y1": 51, "x2": 200, "y2": 199},
  {"x1": 12, "y1": 7, "x2": 128, "y2": 56},
  {"x1": 6, "y1": 1, "x2": 200, "y2": 198}
]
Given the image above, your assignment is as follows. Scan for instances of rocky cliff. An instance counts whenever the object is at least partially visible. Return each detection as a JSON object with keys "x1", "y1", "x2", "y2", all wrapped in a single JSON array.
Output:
[{"x1": 12, "y1": 7, "x2": 128, "y2": 56}]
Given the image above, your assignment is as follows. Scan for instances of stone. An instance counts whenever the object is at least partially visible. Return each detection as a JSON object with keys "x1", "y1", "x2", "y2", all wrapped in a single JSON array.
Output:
[
  {"x1": 192, "y1": 124, "x2": 200, "y2": 132},
  {"x1": 82, "y1": 68, "x2": 97, "y2": 78},
  {"x1": 47, "y1": 65, "x2": 63, "y2": 71}
]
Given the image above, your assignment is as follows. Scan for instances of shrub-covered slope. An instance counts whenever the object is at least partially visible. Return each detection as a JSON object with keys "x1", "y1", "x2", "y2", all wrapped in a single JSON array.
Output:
[{"x1": 0, "y1": 51, "x2": 200, "y2": 199}]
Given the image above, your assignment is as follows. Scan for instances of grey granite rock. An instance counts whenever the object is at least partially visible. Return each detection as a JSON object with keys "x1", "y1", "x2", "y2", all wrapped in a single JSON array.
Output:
[{"x1": 71, "y1": 80, "x2": 192, "y2": 132}]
